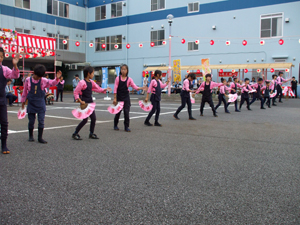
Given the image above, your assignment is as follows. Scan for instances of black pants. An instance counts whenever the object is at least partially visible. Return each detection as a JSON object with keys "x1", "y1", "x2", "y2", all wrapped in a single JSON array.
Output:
[
  {"x1": 215, "y1": 94, "x2": 228, "y2": 112},
  {"x1": 175, "y1": 94, "x2": 192, "y2": 118},
  {"x1": 263, "y1": 97, "x2": 271, "y2": 107},
  {"x1": 0, "y1": 105, "x2": 8, "y2": 140},
  {"x1": 239, "y1": 93, "x2": 250, "y2": 109},
  {"x1": 28, "y1": 112, "x2": 45, "y2": 129},
  {"x1": 272, "y1": 90, "x2": 277, "y2": 104},
  {"x1": 75, "y1": 110, "x2": 96, "y2": 134},
  {"x1": 250, "y1": 94, "x2": 264, "y2": 108},
  {"x1": 6, "y1": 93, "x2": 17, "y2": 105},
  {"x1": 145, "y1": 100, "x2": 160, "y2": 123},
  {"x1": 200, "y1": 97, "x2": 216, "y2": 115},
  {"x1": 276, "y1": 86, "x2": 283, "y2": 102},
  {"x1": 114, "y1": 100, "x2": 130, "y2": 128},
  {"x1": 56, "y1": 90, "x2": 63, "y2": 101},
  {"x1": 227, "y1": 99, "x2": 238, "y2": 111},
  {"x1": 292, "y1": 87, "x2": 297, "y2": 98}
]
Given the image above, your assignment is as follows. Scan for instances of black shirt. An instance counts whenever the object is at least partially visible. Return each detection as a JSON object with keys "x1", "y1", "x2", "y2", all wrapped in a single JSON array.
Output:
[{"x1": 291, "y1": 80, "x2": 298, "y2": 88}]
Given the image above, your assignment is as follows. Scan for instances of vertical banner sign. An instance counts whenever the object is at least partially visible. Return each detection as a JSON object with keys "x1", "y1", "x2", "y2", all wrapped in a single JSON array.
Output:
[
  {"x1": 115, "y1": 66, "x2": 120, "y2": 77},
  {"x1": 201, "y1": 58, "x2": 211, "y2": 82},
  {"x1": 102, "y1": 67, "x2": 108, "y2": 89},
  {"x1": 173, "y1": 59, "x2": 181, "y2": 82}
]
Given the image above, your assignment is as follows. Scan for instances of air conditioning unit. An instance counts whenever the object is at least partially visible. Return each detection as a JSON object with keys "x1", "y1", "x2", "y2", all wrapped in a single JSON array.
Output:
[{"x1": 70, "y1": 64, "x2": 78, "y2": 70}]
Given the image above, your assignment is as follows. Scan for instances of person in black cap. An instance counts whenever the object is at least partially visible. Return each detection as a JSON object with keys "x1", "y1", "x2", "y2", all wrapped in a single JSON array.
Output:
[{"x1": 291, "y1": 76, "x2": 298, "y2": 98}]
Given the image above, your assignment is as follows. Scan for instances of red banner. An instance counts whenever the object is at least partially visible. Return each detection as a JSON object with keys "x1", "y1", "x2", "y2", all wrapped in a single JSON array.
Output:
[{"x1": 219, "y1": 72, "x2": 238, "y2": 77}]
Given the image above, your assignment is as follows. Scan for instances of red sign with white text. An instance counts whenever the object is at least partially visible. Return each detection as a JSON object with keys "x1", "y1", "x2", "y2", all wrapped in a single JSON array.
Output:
[{"x1": 219, "y1": 72, "x2": 238, "y2": 77}]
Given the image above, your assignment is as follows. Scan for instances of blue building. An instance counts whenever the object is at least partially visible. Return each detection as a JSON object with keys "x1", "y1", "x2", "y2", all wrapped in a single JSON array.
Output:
[{"x1": 1, "y1": 0, "x2": 299, "y2": 87}]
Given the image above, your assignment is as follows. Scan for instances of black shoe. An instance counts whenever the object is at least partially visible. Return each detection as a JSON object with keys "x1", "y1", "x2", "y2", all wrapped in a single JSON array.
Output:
[
  {"x1": 272, "y1": 104, "x2": 277, "y2": 106},
  {"x1": 235, "y1": 110, "x2": 241, "y2": 112},
  {"x1": 213, "y1": 114, "x2": 218, "y2": 117},
  {"x1": 261, "y1": 107, "x2": 266, "y2": 109},
  {"x1": 247, "y1": 106, "x2": 252, "y2": 111},
  {"x1": 72, "y1": 133, "x2": 82, "y2": 140},
  {"x1": 144, "y1": 121, "x2": 153, "y2": 126},
  {"x1": 154, "y1": 122, "x2": 162, "y2": 127},
  {"x1": 89, "y1": 133, "x2": 99, "y2": 139},
  {"x1": 279, "y1": 101, "x2": 283, "y2": 103},
  {"x1": 38, "y1": 128, "x2": 47, "y2": 144},
  {"x1": 268, "y1": 106, "x2": 271, "y2": 108},
  {"x1": 28, "y1": 128, "x2": 35, "y2": 142},
  {"x1": 125, "y1": 127, "x2": 131, "y2": 132},
  {"x1": 200, "y1": 114, "x2": 203, "y2": 116},
  {"x1": 173, "y1": 114, "x2": 180, "y2": 120},
  {"x1": 225, "y1": 111, "x2": 230, "y2": 114},
  {"x1": 114, "y1": 126, "x2": 119, "y2": 131},
  {"x1": 189, "y1": 117, "x2": 196, "y2": 120}
]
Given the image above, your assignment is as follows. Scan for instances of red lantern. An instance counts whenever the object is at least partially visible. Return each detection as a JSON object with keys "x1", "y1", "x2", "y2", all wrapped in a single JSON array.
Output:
[
  {"x1": 181, "y1": 39, "x2": 186, "y2": 44},
  {"x1": 285, "y1": 68, "x2": 289, "y2": 72},
  {"x1": 146, "y1": 71, "x2": 149, "y2": 74},
  {"x1": 114, "y1": 44, "x2": 119, "y2": 49},
  {"x1": 210, "y1": 40, "x2": 214, "y2": 45},
  {"x1": 27, "y1": 48, "x2": 33, "y2": 53},
  {"x1": 50, "y1": 51, "x2": 55, "y2": 56},
  {"x1": 219, "y1": 69, "x2": 223, "y2": 73},
  {"x1": 260, "y1": 40, "x2": 265, "y2": 45},
  {"x1": 232, "y1": 69, "x2": 235, "y2": 73},
  {"x1": 41, "y1": 49, "x2": 46, "y2": 54},
  {"x1": 270, "y1": 68, "x2": 275, "y2": 73},
  {"x1": 139, "y1": 43, "x2": 143, "y2": 48},
  {"x1": 20, "y1": 47, "x2": 24, "y2": 53},
  {"x1": 242, "y1": 40, "x2": 247, "y2": 46},
  {"x1": 33, "y1": 54, "x2": 38, "y2": 58},
  {"x1": 12, "y1": 54, "x2": 16, "y2": 58},
  {"x1": 11, "y1": 46, "x2": 16, "y2": 52},
  {"x1": 41, "y1": 53, "x2": 46, "y2": 57},
  {"x1": 187, "y1": 70, "x2": 190, "y2": 73},
  {"x1": 197, "y1": 69, "x2": 200, "y2": 73},
  {"x1": 142, "y1": 71, "x2": 145, "y2": 77},
  {"x1": 162, "y1": 41, "x2": 166, "y2": 45},
  {"x1": 75, "y1": 41, "x2": 80, "y2": 46},
  {"x1": 25, "y1": 54, "x2": 30, "y2": 59},
  {"x1": 89, "y1": 43, "x2": 94, "y2": 48},
  {"x1": 244, "y1": 69, "x2": 248, "y2": 73},
  {"x1": 150, "y1": 42, "x2": 155, "y2": 47},
  {"x1": 126, "y1": 44, "x2": 131, "y2": 49},
  {"x1": 257, "y1": 69, "x2": 261, "y2": 73},
  {"x1": 226, "y1": 41, "x2": 230, "y2": 46},
  {"x1": 195, "y1": 40, "x2": 199, "y2": 45},
  {"x1": 101, "y1": 44, "x2": 106, "y2": 49},
  {"x1": 3, "y1": 45, "x2": 8, "y2": 51},
  {"x1": 5, "y1": 53, "x2": 9, "y2": 58},
  {"x1": 63, "y1": 39, "x2": 67, "y2": 45},
  {"x1": 19, "y1": 54, "x2": 23, "y2": 59},
  {"x1": 279, "y1": 39, "x2": 284, "y2": 45}
]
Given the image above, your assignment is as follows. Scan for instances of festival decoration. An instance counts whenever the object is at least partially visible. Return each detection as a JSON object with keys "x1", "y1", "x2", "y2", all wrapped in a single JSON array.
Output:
[{"x1": 75, "y1": 41, "x2": 80, "y2": 46}]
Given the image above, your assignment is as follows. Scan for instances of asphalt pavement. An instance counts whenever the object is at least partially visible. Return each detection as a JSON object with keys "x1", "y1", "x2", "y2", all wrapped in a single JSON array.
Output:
[{"x1": 1, "y1": 93, "x2": 299, "y2": 224}]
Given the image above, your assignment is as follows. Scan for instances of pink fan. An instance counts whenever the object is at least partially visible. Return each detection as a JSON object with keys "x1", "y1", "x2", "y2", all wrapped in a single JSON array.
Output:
[
  {"x1": 228, "y1": 94, "x2": 238, "y2": 103},
  {"x1": 107, "y1": 101, "x2": 124, "y2": 114},
  {"x1": 139, "y1": 100, "x2": 153, "y2": 112},
  {"x1": 248, "y1": 89, "x2": 256, "y2": 93},
  {"x1": 282, "y1": 86, "x2": 288, "y2": 94},
  {"x1": 72, "y1": 102, "x2": 96, "y2": 119},
  {"x1": 17, "y1": 107, "x2": 27, "y2": 119},
  {"x1": 270, "y1": 91, "x2": 277, "y2": 98},
  {"x1": 190, "y1": 93, "x2": 195, "y2": 104}
]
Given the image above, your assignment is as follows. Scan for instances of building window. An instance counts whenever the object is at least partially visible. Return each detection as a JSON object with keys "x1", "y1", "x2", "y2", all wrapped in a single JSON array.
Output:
[
  {"x1": 188, "y1": 2, "x2": 199, "y2": 13},
  {"x1": 188, "y1": 42, "x2": 198, "y2": 51},
  {"x1": 15, "y1": 28, "x2": 31, "y2": 34},
  {"x1": 95, "y1": 35, "x2": 122, "y2": 52},
  {"x1": 260, "y1": 13, "x2": 283, "y2": 38},
  {"x1": 95, "y1": 5, "x2": 106, "y2": 21},
  {"x1": 47, "y1": 0, "x2": 69, "y2": 18},
  {"x1": 47, "y1": 33, "x2": 68, "y2": 50},
  {"x1": 150, "y1": 30, "x2": 165, "y2": 47},
  {"x1": 151, "y1": 0, "x2": 165, "y2": 11},
  {"x1": 111, "y1": 2, "x2": 122, "y2": 18},
  {"x1": 15, "y1": 0, "x2": 30, "y2": 9}
]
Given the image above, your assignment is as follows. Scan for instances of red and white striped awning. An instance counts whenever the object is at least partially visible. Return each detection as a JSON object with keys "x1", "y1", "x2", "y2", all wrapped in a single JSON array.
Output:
[{"x1": 17, "y1": 33, "x2": 56, "y2": 51}]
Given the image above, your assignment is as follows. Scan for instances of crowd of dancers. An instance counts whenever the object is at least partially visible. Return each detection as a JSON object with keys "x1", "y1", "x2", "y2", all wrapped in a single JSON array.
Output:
[{"x1": 0, "y1": 46, "x2": 295, "y2": 154}]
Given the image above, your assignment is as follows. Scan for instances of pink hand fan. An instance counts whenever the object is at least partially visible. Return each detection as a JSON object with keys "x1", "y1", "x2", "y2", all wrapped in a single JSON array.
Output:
[
  {"x1": 248, "y1": 89, "x2": 256, "y2": 93},
  {"x1": 139, "y1": 100, "x2": 153, "y2": 112},
  {"x1": 190, "y1": 93, "x2": 195, "y2": 104},
  {"x1": 17, "y1": 107, "x2": 27, "y2": 119},
  {"x1": 72, "y1": 102, "x2": 96, "y2": 119},
  {"x1": 107, "y1": 101, "x2": 124, "y2": 114},
  {"x1": 228, "y1": 94, "x2": 238, "y2": 103},
  {"x1": 270, "y1": 92, "x2": 277, "y2": 98},
  {"x1": 282, "y1": 86, "x2": 288, "y2": 94}
]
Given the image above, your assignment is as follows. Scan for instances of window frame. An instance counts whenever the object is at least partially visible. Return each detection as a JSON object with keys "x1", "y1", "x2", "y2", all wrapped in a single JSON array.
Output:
[
  {"x1": 150, "y1": 30, "x2": 165, "y2": 47},
  {"x1": 187, "y1": 2, "x2": 199, "y2": 13},
  {"x1": 111, "y1": 2, "x2": 122, "y2": 18},
  {"x1": 95, "y1": 5, "x2": 106, "y2": 21},
  {"x1": 151, "y1": 0, "x2": 165, "y2": 12},
  {"x1": 95, "y1": 35, "x2": 123, "y2": 52},
  {"x1": 15, "y1": 0, "x2": 31, "y2": 9},
  {"x1": 187, "y1": 41, "x2": 199, "y2": 51},
  {"x1": 260, "y1": 12, "x2": 283, "y2": 39},
  {"x1": 47, "y1": 0, "x2": 69, "y2": 18},
  {"x1": 15, "y1": 28, "x2": 31, "y2": 34}
]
